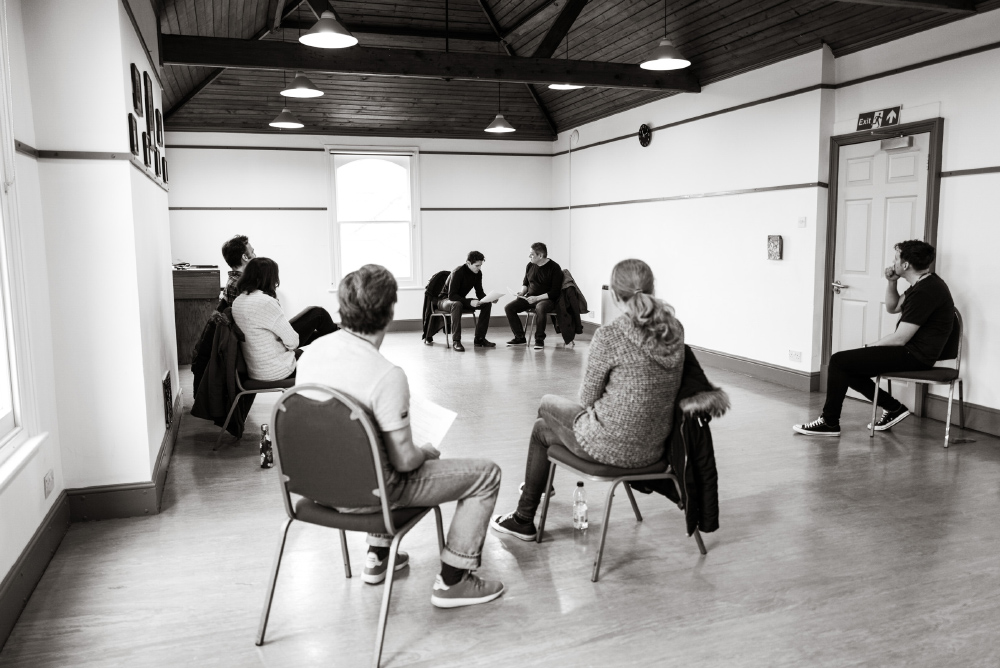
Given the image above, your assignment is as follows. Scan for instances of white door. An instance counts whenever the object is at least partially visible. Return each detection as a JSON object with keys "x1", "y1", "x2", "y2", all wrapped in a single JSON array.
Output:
[{"x1": 831, "y1": 133, "x2": 929, "y2": 402}]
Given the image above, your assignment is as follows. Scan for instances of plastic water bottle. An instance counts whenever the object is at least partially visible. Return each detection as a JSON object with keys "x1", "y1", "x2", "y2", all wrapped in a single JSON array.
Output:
[
  {"x1": 260, "y1": 424, "x2": 273, "y2": 469},
  {"x1": 573, "y1": 481, "x2": 588, "y2": 530}
]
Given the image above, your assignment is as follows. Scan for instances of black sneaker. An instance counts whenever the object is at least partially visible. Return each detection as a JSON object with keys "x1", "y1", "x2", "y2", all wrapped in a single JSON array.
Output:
[
  {"x1": 490, "y1": 512, "x2": 537, "y2": 541},
  {"x1": 793, "y1": 416, "x2": 840, "y2": 436},
  {"x1": 533, "y1": 340, "x2": 544, "y2": 350},
  {"x1": 423, "y1": 337, "x2": 434, "y2": 346},
  {"x1": 474, "y1": 339, "x2": 496, "y2": 348},
  {"x1": 452, "y1": 341, "x2": 466, "y2": 352},
  {"x1": 868, "y1": 406, "x2": 911, "y2": 431},
  {"x1": 507, "y1": 337, "x2": 527, "y2": 346}
]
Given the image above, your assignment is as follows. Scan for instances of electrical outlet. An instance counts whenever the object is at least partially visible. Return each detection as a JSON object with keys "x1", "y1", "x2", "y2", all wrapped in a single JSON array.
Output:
[
  {"x1": 43, "y1": 469, "x2": 54, "y2": 499},
  {"x1": 789, "y1": 350, "x2": 802, "y2": 363},
  {"x1": 797, "y1": 217, "x2": 807, "y2": 228}
]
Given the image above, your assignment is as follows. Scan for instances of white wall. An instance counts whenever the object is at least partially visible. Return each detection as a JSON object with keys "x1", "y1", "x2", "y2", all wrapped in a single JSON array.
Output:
[{"x1": 166, "y1": 133, "x2": 559, "y2": 321}]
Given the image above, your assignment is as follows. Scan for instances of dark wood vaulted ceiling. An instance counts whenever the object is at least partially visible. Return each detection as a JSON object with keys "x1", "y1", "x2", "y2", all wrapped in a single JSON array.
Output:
[{"x1": 159, "y1": 0, "x2": 1000, "y2": 141}]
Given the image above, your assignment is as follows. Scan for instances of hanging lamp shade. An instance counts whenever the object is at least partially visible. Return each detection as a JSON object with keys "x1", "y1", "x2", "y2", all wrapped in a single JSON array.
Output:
[
  {"x1": 549, "y1": 83, "x2": 585, "y2": 90},
  {"x1": 281, "y1": 72, "x2": 323, "y2": 98},
  {"x1": 640, "y1": 39, "x2": 690, "y2": 70},
  {"x1": 299, "y1": 11, "x2": 358, "y2": 48},
  {"x1": 485, "y1": 114, "x2": 516, "y2": 133},
  {"x1": 269, "y1": 108, "x2": 304, "y2": 129}
]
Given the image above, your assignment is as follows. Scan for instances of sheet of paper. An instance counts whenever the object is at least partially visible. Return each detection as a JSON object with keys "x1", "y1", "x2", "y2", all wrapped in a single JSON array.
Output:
[
  {"x1": 409, "y1": 396, "x2": 458, "y2": 449},
  {"x1": 481, "y1": 290, "x2": 504, "y2": 303},
  {"x1": 506, "y1": 286, "x2": 528, "y2": 300}
]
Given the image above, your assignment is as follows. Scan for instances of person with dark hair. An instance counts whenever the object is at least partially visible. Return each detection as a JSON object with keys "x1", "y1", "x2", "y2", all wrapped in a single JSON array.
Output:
[
  {"x1": 795, "y1": 239, "x2": 955, "y2": 436},
  {"x1": 220, "y1": 234, "x2": 255, "y2": 307},
  {"x1": 296, "y1": 264, "x2": 506, "y2": 609},
  {"x1": 505, "y1": 242, "x2": 563, "y2": 349},
  {"x1": 428, "y1": 250, "x2": 499, "y2": 351},
  {"x1": 230, "y1": 257, "x2": 337, "y2": 381},
  {"x1": 492, "y1": 258, "x2": 686, "y2": 540}
]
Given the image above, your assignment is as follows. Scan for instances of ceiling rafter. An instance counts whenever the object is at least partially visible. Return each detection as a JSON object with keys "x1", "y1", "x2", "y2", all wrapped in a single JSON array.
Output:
[
  {"x1": 532, "y1": 0, "x2": 589, "y2": 59},
  {"x1": 832, "y1": 0, "x2": 976, "y2": 13},
  {"x1": 502, "y1": 0, "x2": 560, "y2": 39}
]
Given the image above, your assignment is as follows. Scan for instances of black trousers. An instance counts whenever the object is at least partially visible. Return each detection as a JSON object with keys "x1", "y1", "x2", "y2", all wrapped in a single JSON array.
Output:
[
  {"x1": 289, "y1": 306, "x2": 339, "y2": 347},
  {"x1": 822, "y1": 346, "x2": 932, "y2": 424},
  {"x1": 437, "y1": 299, "x2": 491, "y2": 341},
  {"x1": 505, "y1": 298, "x2": 556, "y2": 341}
]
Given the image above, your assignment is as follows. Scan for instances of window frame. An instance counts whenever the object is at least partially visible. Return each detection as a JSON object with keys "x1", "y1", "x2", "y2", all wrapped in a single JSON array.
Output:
[{"x1": 325, "y1": 145, "x2": 423, "y2": 290}]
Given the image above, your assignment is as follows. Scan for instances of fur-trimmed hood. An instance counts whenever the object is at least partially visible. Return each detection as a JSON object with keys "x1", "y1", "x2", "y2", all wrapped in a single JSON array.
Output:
[{"x1": 679, "y1": 386, "x2": 730, "y2": 418}]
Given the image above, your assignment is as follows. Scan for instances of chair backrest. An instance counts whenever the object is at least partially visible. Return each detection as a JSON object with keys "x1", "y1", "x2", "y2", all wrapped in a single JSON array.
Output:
[
  {"x1": 426, "y1": 270, "x2": 450, "y2": 300},
  {"x1": 936, "y1": 308, "x2": 963, "y2": 370},
  {"x1": 270, "y1": 384, "x2": 399, "y2": 533}
]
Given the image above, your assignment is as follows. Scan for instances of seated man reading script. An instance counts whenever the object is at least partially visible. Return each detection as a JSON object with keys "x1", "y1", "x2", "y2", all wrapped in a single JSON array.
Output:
[
  {"x1": 505, "y1": 242, "x2": 564, "y2": 350},
  {"x1": 296, "y1": 264, "x2": 506, "y2": 609},
  {"x1": 430, "y1": 250, "x2": 499, "y2": 352}
]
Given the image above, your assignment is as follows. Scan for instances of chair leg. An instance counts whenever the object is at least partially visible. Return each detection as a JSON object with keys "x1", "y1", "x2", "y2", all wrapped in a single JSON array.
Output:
[
  {"x1": 870, "y1": 379, "x2": 881, "y2": 439},
  {"x1": 214, "y1": 391, "x2": 250, "y2": 450},
  {"x1": 624, "y1": 483, "x2": 643, "y2": 522},
  {"x1": 535, "y1": 462, "x2": 557, "y2": 543},
  {"x1": 256, "y1": 518, "x2": 293, "y2": 646},
  {"x1": 340, "y1": 530, "x2": 351, "y2": 578},
  {"x1": 959, "y1": 380, "x2": 965, "y2": 429},
  {"x1": 692, "y1": 528, "x2": 707, "y2": 555},
  {"x1": 592, "y1": 481, "x2": 620, "y2": 582},
  {"x1": 372, "y1": 532, "x2": 405, "y2": 668},
  {"x1": 944, "y1": 382, "x2": 955, "y2": 449},
  {"x1": 433, "y1": 506, "x2": 445, "y2": 552}
]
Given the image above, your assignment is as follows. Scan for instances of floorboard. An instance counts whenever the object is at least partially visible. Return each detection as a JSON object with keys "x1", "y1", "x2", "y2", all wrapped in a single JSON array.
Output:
[{"x1": 2, "y1": 331, "x2": 998, "y2": 667}]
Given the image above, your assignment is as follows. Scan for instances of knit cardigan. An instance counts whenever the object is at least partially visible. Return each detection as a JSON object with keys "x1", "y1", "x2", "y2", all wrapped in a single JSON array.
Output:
[
  {"x1": 574, "y1": 314, "x2": 685, "y2": 468},
  {"x1": 231, "y1": 291, "x2": 298, "y2": 381}
]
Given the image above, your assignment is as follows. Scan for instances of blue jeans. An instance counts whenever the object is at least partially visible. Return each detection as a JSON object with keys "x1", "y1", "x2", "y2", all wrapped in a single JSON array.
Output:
[
  {"x1": 516, "y1": 394, "x2": 597, "y2": 520},
  {"x1": 367, "y1": 458, "x2": 501, "y2": 570}
]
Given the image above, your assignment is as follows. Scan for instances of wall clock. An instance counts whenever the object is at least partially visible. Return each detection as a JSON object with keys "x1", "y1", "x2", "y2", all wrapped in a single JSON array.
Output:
[{"x1": 638, "y1": 124, "x2": 652, "y2": 147}]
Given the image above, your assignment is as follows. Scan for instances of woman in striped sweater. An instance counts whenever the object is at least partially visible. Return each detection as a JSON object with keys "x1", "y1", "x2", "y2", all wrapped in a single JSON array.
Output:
[
  {"x1": 231, "y1": 257, "x2": 337, "y2": 381},
  {"x1": 491, "y1": 258, "x2": 686, "y2": 541}
]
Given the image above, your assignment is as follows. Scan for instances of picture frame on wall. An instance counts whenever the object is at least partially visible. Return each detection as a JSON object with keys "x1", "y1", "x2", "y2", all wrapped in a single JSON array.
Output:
[
  {"x1": 143, "y1": 71, "x2": 154, "y2": 133},
  {"x1": 142, "y1": 131, "x2": 151, "y2": 167},
  {"x1": 153, "y1": 147, "x2": 161, "y2": 177},
  {"x1": 128, "y1": 114, "x2": 139, "y2": 156},
  {"x1": 155, "y1": 109, "x2": 163, "y2": 146},
  {"x1": 130, "y1": 64, "x2": 143, "y2": 116},
  {"x1": 162, "y1": 157, "x2": 169, "y2": 184}
]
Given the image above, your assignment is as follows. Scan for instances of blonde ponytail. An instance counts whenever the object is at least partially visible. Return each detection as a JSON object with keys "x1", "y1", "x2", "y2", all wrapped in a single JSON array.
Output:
[{"x1": 610, "y1": 259, "x2": 682, "y2": 354}]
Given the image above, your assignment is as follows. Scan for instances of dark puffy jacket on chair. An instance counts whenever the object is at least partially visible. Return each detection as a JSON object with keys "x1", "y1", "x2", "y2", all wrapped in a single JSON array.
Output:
[
  {"x1": 420, "y1": 270, "x2": 451, "y2": 341},
  {"x1": 190, "y1": 309, "x2": 256, "y2": 438}
]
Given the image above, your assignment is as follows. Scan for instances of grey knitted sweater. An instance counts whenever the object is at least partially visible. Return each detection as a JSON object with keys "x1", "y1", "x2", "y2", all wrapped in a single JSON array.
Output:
[{"x1": 574, "y1": 314, "x2": 685, "y2": 468}]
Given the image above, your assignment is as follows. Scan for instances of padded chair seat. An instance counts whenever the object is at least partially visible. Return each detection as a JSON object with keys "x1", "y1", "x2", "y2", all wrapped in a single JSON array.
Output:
[
  {"x1": 547, "y1": 443, "x2": 668, "y2": 478},
  {"x1": 883, "y1": 367, "x2": 959, "y2": 383},
  {"x1": 295, "y1": 498, "x2": 430, "y2": 533},
  {"x1": 242, "y1": 376, "x2": 296, "y2": 391}
]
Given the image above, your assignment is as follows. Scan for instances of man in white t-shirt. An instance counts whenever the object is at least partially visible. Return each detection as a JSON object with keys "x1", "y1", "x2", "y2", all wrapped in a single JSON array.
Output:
[{"x1": 296, "y1": 264, "x2": 505, "y2": 609}]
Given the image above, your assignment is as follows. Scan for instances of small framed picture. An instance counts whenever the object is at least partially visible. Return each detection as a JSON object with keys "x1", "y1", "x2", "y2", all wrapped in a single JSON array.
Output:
[
  {"x1": 153, "y1": 147, "x2": 161, "y2": 177},
  {"x1": 130, "y1": 64, "x2": 143, "y2": 115},
  {"x1": 155, "y1": 109, "x2": 163, "y2": 146},
  {"x1": 143, "y1": 72, "x2": 154, "y2": 133},
  {"x1": 128, "y1": 114, "x2": 139, "y2": 156},
  {"x1": 142, "y1": 132, "x2": 151, "y2": 167},
  {"x1": 767, "y1": 235, "x2": 783, "y2": 261},
  {"x1": 162, "y1": 157, "x2": 169, "y2": 184}
]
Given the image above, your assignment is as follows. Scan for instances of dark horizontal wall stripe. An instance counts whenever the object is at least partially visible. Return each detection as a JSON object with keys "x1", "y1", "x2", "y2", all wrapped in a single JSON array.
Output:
[
  {"x1": 421, "y1": 207, "x2": 554, "y2": 211},
  {"x1": 836, "y1": 39, "x2": 1000, "y2": 90},
  {"x1": 421, "y1": 151, "x2": 551, "y2": 157},
  {"x1": 38, "y1": 150, "x2": 132, "y2": 160},
  {"x1": 14, "y1": 140, "x2": 38, "y2": 158},
  {"x1": 169, "y1": 206, "x2": 326, "y2": 211},
  {"x1": 941, "y1": 166, "x2": 1000, "y2": 178},
  {"x1": 570, "y1": 182, "x2": 829, "y2": 210},
  {"x1": 166, "y1": 145, "x2": 325, "y2": 152}
]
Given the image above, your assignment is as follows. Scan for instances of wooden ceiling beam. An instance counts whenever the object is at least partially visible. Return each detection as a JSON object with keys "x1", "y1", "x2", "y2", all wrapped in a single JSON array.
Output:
[
  {"x1": 831, "y1": 0, "x2": 976, "y2": 13},
  {"x1": 503, "y1": 0, "x2": 560, "y2": 39},
  {"x1": 532, "y1": 0, "x2": 589, "y2": 59},
  {"x1": 161, "y1": 34, "x2": 702, "y2": 92},
  {"x1": 278, "y1": 19, "x2": 498, "y2": 42}
]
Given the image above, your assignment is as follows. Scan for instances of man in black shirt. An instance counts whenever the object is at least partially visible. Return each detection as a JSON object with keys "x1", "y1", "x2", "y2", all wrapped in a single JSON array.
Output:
[
  {"x1": 434, "y1": 251, "x2": 498, "y2": 352},
  {"x1": 795, "y1": 239, "x2": 955, "y2": 437},
  {"x1": 505, "y1": 242, "x2": 564, "y2": 350}
]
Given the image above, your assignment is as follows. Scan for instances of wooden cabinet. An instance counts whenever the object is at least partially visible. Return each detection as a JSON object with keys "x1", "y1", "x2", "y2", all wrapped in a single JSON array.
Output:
[{"x1": 174, "y1": 268, "x2": 221, "y2": 365}]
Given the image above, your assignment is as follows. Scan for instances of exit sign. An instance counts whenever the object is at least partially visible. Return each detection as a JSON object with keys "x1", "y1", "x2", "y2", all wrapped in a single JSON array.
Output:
[{"x1": 857, "y1": 106, "x2": 901, "y2": 131}]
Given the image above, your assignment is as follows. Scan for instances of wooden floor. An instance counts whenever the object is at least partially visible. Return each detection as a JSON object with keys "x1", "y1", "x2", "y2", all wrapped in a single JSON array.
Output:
[{"x1": 3, "y1": 332, "x2": 999, "y2": 667}]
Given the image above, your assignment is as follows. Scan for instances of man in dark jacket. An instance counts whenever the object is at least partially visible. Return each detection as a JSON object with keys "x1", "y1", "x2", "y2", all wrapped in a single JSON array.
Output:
[
  {"x1": 434, "y1": 251, "x2": 499, "y2": 352},
  {"x1": 505, "y1": 242, "x2": 563, "y2": 350}
]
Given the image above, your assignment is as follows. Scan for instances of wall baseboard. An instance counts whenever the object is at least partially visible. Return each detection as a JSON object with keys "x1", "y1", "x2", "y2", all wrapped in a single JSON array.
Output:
[
  {"x1": 0, "y1": 490, "x2": 70, "y2": 651},
  {"x1": 388, "y1": 315, "x2": 529, "y2": 334},
  {"x1": 66, "y1": 394, "x2": 182, "y2": 522},
  {"x1": 925, "y1": 393, "x2": 1000, "y2": 439},
  {"x1": 686, "y1": 346, "x2": 820, "y2": 392}
]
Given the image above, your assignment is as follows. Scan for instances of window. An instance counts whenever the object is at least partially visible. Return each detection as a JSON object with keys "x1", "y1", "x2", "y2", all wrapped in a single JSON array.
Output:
[
  {"x1": 0, "y1": 203, "x2": 14, "y2": 439},
  {"x1": 329, "y1": 150, "x2": 421, "y2": 287}
]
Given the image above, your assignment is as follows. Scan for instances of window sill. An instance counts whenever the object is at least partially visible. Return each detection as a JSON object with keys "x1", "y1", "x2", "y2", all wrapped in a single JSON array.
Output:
[{"x1": 0, "y1": 431, "x2": 50, "y2": 495}]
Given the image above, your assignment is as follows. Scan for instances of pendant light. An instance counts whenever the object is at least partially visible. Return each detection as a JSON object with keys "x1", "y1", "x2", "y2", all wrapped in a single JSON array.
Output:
[
  {"x1": 269, "y1": 107, "x2": 304, "y2": 129},
  {"x1": 485, "y1": 81, "x2": 515, "y2": 133},
  {"x1": 300, "y1": 10, "x2": 357, "y2": 49},
  {"x1": 640, "y1": 0, "x2": 690, "y2": 71},
  {"x1": 281, "y1": 71, "x2": 323, "y2": 97},
  {"x1": 549, "y1": 31, "x2": 584, "y2": 90}
]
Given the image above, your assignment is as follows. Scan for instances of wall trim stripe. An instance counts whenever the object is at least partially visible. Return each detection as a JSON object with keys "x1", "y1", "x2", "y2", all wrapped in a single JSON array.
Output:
[
  {"x1": 570, "y1": 182, "x2": 830, "y2": 210},
  {"x1": 169, "y1": 206, "x2": 326, "y2": 211},
  {"x1": 13, "y1": 140, "x2": 37, "y2": 158},
  {"x1": 421, "y1": 206, "x2": 555, "y2": 211},
  {"x1": 0, "y1": 491, "x2": 70, "y2": 650},
  {"x1": 17, "y1": 143, "x2": 170, "y2": 193},
  {"x1": 65, "y1": 394, "x2": 182, "y2": 522},
  {"x1": 167, "y1": 144, "x2": 325, "y2": 152},
  {"x1": 941, "y1": 165, "x2": 1000, "y2": 178},
  {"x1": 836, "y1": 39, "x2": 1000, "y2": 90},
  {"x1": 421, "y1": 151, "x2": 551, "y2": 157}
]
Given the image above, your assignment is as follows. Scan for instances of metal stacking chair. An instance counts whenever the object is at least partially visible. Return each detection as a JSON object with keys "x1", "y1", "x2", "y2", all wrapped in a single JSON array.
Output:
[
  {"x1": 870, "y1": 308, "x2": 965, "y2": 448},
  {"x1": 255, "y1": 384, "x2": 443, "y2": 668},
  {"x1": 536, "y1": 444, "x2": 706, "y2": 582},
  {"x1": 427, "y1": 306, "x2": 478, "y2": 349},
  {"x1": 214, "y1": 345, "x2": 294, "y2": 449},
  {"x1": 522, "y1": 308, "x2": 558, "y2": 342}
]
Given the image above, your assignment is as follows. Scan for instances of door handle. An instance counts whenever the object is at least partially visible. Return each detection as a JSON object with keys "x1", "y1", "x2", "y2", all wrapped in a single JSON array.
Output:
[{"x1": 831, "y1": 280, "x2": 848, "y2": 294}]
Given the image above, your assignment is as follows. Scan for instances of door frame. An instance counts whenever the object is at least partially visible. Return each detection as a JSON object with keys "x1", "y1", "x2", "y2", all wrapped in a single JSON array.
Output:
[{"x1": 820, "y1": 117, "x2": 945, "y2": 395}]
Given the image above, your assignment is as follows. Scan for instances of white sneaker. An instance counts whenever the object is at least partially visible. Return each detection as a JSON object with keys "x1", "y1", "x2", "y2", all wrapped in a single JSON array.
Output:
[
  {"x1": 362, "y1": 550, "x2": 409, "y2": 585},
  {"x1": 430, "y1": 572, "x2": 505, "y2": 609}
]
